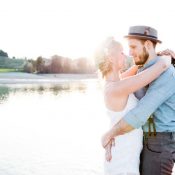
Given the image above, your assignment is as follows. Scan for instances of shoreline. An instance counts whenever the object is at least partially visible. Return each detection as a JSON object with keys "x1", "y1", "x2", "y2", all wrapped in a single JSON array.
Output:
[{"x1": 0, "y1": 72, "x2": 98, "y2": 84}]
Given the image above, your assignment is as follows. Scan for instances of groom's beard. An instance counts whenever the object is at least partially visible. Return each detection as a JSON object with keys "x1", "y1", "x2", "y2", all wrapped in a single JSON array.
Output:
[{"x1": 135, "y1": 47, "x2": 149, "y2": 66}]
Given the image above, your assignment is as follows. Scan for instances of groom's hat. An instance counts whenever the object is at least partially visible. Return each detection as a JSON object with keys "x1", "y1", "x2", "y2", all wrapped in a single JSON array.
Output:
[{"x1": 124, "y1": 25, "x2": 162, "y2": 43}]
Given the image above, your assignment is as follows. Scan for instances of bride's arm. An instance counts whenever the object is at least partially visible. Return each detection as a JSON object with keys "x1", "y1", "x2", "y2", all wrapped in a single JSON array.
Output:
[
  {"x1": 120, "y1": 65, "x2": 138, "y2": 78},
  {"x1": 106, "y1": 59, "x2": 170, "y2": 96}
]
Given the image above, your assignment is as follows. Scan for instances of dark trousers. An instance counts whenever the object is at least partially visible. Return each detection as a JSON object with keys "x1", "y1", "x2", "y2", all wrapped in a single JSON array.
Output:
[{"x1": 140, "y1": 132, "x2": 175, "y2": 175}]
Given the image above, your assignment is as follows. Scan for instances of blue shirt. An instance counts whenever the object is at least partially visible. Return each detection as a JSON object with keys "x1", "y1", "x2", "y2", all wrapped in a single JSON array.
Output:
[{"x1": 123, "y1": 57, "x2": 175, "y2": 132}]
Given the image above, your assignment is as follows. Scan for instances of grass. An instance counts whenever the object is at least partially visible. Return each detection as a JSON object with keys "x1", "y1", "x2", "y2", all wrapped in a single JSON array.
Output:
[{"x1": 0, "y1": 68, "x2": 23, "y2": 73}]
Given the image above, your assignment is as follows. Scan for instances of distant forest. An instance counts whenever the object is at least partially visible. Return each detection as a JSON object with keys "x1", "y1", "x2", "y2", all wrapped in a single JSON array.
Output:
[
  {"x1": 25, "y1": 55, "x2": 96, "y2": 74},
  {"x1": 0, "y1": 49, "x2": 96, "y2": 74}
]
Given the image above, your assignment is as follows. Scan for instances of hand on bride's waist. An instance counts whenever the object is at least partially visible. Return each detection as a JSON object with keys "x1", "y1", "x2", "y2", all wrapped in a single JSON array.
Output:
[{"x1": 101, "y1": 132, "x2": 115, "y2": 148}]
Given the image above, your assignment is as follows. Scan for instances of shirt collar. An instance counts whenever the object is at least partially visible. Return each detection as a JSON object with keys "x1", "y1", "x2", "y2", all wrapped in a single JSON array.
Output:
[{"x1": 140, "y1": 56, "x2": 159, "y2": 71}]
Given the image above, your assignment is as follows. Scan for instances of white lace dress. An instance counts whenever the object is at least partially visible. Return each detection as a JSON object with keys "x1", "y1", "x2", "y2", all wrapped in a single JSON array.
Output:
[{"x1": 104, "y1": 94, "x2": 143, "y2": 175}]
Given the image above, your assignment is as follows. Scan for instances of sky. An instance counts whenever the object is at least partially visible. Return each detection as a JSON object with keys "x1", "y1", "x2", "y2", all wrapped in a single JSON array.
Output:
[{"x1": 0, "y1": 0, "x2": 175, "y2": 59}]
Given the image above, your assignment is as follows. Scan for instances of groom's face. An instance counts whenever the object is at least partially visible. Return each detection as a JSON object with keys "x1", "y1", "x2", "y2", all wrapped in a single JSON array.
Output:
[{"x1": 128, "y1": 38, "x2": 149, "y2": 65}]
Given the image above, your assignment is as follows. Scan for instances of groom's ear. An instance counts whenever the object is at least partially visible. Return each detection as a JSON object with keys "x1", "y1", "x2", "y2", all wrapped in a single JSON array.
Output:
[{"x1": 144, "y1": 40, "x2": 153, "y2": 50}]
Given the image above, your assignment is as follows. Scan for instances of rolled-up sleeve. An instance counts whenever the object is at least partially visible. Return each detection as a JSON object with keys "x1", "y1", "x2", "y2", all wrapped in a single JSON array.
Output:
[{"x1": 123, "y1": 66, "x2": 175, "y2": 128}]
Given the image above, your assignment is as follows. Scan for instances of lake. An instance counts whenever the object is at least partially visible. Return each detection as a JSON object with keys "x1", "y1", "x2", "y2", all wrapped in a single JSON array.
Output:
[{"x1": 0, "y1": 80, "x2": 109, "y2": 175}]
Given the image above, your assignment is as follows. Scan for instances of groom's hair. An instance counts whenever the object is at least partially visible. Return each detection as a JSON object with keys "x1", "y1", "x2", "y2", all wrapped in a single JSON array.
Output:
[
  {"x1": 137, "y1": 38, "x2": 157, "y2": 49},
  {"x1": 172, "y1": 58, "x2": 175, "y2": 67}
]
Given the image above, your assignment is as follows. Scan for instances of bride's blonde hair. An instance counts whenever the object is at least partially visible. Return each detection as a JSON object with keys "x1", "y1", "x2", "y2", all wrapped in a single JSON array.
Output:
[{"x1": 94, "y1": 37, "x2": 119, "y2": 78}]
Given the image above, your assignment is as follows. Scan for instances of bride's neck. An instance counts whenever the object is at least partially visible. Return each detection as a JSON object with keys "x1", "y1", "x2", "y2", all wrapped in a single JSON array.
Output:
[{"x1": 105, "y1": 70, "x2": 120, "y2": 82}]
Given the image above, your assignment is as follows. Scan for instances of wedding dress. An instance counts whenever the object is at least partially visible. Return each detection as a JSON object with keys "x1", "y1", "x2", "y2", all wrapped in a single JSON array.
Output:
[{"x1": 104, "y1": 94, "x2": 143, "y2": 175}]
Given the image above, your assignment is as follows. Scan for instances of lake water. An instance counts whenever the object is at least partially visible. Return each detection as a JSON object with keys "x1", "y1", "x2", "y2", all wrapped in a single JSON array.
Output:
[
  {"x1": 1, "y1": 80, "x2": 174, "y2": 175},
  {"x1": 0, "y1": 80, "x2": 109, "y2": 175}
]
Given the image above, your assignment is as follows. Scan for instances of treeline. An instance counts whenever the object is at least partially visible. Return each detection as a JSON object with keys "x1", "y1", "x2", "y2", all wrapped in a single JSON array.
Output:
[
  {"x1": 0, "y1": 49, "x2": 96, "y2": 74},
  {"x1": 24, "y1": 55, "x2": 96, "y2": 74},
  {"x1": 0, "y1": 56, "x2": 25, "y2": 70},
  {"x1": 0, "y1": 49, "x2": 26, "y2": 70},
  {"x1": 0, "y1": 50, "x2": 8, "y2": 57}
]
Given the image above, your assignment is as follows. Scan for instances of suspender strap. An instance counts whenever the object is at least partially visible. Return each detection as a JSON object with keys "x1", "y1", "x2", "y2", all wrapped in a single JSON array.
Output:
[
  {"x1": 148, "y1": 115, "x2": 157, "y2": 136},
  {"x1": 148, "y1": 118, "x2": 151, "y2": 136},
  {"x1": 152, "y1": 118, "x2": 157, "y2": 136}
]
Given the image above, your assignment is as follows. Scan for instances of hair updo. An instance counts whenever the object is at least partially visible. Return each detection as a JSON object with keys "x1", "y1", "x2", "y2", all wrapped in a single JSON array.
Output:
[{"x1": 94, "y1": 37, "x2": 119, "y2": 78}]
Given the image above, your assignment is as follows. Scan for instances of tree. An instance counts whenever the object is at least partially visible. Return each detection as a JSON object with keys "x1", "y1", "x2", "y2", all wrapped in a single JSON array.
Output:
[
  {"x1": 0, "y1": 50, "x2": 8, "y2": 57},
  {"x1": 50, "y1": 55, "x2": 63, "y2": 73},
  {"x1": 23, "y1": 62, "x2": 35, "y2": 73},
  {"x1": 36, "y1": 56, "x2": 45, "y2": 73},
  {"x1": 63, "y1": 57, "x2": 72, "y2": 73}
]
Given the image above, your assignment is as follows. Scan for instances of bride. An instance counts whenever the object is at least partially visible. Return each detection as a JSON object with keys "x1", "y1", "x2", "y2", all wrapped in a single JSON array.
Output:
[{"x1": 94, "y1": 37, "x2": 170, "y2": 175}]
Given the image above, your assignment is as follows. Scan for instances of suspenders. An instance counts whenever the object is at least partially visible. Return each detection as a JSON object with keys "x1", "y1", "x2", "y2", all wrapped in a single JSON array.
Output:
[
  {"x1": 148, "y1": 115, "x2": 156, "y2": 136},
  {"x1": 143, "y1": 115, "x2": 157, "y2": 144}
]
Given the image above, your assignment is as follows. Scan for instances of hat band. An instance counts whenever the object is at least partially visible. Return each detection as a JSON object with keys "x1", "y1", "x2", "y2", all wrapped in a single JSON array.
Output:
[{"x1": 129, "y1": 33, "x2": 157, "y2": 39}]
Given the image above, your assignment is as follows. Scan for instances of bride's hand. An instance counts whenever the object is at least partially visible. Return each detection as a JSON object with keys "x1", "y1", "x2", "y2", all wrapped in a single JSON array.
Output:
[{"x1": 157, "y1": 49, "x2": 175, "y2": 59}]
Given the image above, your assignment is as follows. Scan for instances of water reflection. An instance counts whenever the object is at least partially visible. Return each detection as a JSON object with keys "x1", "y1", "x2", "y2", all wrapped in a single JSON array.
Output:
[
  {"x1": 0, "y1": 82, "x2": 88, "y2": 103},
  {"x1": 0, "y1": 86, "x2": 11, "y2": 103},
  {"x1": 0, "y1": 81, "x2": 106, "y2": 175}
]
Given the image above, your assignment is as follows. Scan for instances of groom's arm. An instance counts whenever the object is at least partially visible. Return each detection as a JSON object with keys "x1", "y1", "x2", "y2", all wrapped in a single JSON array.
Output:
[
  {"x1": 123, "y1": 66, "x2": 175, "y2": 128},
  {"x1": 102, "y1": 119, "x2": 134, "y2": 148},
  {"x1": 102, "y1": 66, "x2": 175, "y2": 148}
]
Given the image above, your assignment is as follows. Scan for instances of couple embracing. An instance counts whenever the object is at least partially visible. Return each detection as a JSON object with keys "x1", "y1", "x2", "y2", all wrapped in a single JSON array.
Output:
[{"x1": 95, "y1": 25, "x2": 175, "y2": 175}]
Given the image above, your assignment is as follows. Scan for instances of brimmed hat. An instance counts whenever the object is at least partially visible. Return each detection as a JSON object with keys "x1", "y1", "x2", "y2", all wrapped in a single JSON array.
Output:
[{"x1": 124, "y1": 25, "x2": 162, "y2": 43}]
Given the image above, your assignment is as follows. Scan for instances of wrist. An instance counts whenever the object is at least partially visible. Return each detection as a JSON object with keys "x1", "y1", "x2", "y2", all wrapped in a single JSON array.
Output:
[
  {"x1": 133, "y1": 65, "x2": 138, "y2": 69},
  {"x1": 110, "y1": 125, "x2": 121, "y2": 138},
  {"x1": 158, "y1": 59, "x2": 168, "y2": 70}
]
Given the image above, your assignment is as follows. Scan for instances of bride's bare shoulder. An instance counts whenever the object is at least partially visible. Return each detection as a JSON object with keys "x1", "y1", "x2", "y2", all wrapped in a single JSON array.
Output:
[
  {"x1": 104, "y1": 85, "x2": 129, "y2": 111},
  {"x1": 104, "y1": 81, "x2": 129, "y2": 97}
]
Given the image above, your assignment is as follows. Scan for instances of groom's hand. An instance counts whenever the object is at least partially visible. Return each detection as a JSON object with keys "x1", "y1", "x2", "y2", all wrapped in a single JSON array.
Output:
[
  {"x1": 105, "y1": 139, "x2": 115, "y2": 161},
  {"x1": 101, "y1": 132, "x2": 114, "y2": 148}
]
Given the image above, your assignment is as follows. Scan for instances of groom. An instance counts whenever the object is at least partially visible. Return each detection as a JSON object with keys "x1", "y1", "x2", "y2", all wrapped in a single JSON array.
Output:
[{"x1": 102, "y1": 25, "x2": 175, "y2": 175}]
